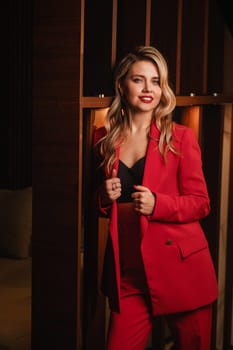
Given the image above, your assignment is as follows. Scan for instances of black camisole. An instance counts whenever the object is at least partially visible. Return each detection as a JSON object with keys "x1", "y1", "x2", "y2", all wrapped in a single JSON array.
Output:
[{"x1": 117, "y1": 157, "x2": 145, "y2": 203}]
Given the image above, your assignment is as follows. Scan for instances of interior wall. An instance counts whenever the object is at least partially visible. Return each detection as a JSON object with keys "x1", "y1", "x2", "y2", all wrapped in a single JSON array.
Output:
[
  {"x1": 32, "y1": 1, "x2": 82, "y2": 349},
  {"x1": 0, "y1": 1, "x2": 32, "y2": 189},
  {"x1": 30, "y1": 0, "x2": 233, "y2": 349}
]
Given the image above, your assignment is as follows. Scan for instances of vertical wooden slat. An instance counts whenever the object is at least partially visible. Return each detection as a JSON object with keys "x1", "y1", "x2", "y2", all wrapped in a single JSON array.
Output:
[
  {"x1": 175, "y1": 0, "x2": 183, "y2": 95},
  {"x1": 79, "y1": 0, "x2": 85, "y2": 98},
  {"x1": 78, "y1": 106, "x2": 83, "y2": 350},
  {"x1": 224, "y1": 105, "x2": 233, "y2": 350},
  {"x1": 216, "y1": 105, "x2": 232, "y2": 350},
  {"x1": 202, "y1": 0, "x2": 209, "y2": 94},
  {"x1": 111, "y1": 0, "x2": 118, "y2": 68},
  {"x1": 145, "y1": 0, "x2": 151, "y2": 45},
  {"x1": 78, "y1": 2, "x2": 85, "y2": 345}
]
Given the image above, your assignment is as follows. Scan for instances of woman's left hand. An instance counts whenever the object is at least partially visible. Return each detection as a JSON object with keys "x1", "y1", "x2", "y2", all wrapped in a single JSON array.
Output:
[{"x1": 131, "y1": 185, "x2": 156, "y2": 215}]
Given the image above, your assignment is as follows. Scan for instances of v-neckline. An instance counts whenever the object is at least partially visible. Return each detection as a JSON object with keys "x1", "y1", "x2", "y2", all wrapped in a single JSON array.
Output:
[{"x1": 119, "y1": 156, "x2": 145, "y2": 170}]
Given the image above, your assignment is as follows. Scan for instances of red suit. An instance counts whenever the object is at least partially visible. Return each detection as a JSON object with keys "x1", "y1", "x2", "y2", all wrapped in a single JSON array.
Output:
[{"x1": 93, "y1": 121, "x2": 218, "y2": 349}]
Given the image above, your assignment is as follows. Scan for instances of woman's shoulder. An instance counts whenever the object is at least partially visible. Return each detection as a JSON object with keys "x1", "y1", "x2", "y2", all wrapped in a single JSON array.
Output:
[{"x1": 172, "y1": 122, "x2": 196, "y2": 141}]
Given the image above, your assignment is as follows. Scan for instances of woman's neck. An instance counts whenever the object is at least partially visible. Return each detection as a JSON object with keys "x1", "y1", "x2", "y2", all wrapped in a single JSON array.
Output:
[{"x1": 129, "y1": 112, "x2": 152, "y2": 133}]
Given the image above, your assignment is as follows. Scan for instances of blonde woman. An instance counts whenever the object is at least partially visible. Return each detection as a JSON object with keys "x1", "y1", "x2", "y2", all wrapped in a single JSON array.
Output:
[{"x1": 93, "y1": 46, "x2": 218, "y2": 350}]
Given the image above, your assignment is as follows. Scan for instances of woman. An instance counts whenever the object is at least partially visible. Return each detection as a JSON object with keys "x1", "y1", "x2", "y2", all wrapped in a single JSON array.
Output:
[{"x1": 93, "y1": 46, "x2": 218, "y2": 350}]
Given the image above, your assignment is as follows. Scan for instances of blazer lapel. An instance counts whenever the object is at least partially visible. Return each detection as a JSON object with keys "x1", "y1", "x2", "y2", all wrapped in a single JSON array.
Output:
[
  {"x1": 140, "y1": 122, "x2": 161, "y2": 234},
  {"x1": 142, "y1": 122, "x2": 161, "y2": 189}
]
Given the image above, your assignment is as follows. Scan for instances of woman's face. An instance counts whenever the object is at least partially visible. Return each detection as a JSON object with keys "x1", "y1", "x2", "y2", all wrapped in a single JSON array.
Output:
[{"x1": 121, "y1": 60, "x2": 162, "y2": 115}]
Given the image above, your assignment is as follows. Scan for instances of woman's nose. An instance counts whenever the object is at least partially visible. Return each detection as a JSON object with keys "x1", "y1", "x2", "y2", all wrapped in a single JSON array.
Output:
[{"x1": 142, "y1": 81, "x2": 152, "y2": 92}]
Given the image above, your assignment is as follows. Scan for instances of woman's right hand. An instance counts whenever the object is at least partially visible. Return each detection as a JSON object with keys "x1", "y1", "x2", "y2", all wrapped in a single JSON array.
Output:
[{"x1": 101, "y1": 169, "x2": 122, "y2": 204}]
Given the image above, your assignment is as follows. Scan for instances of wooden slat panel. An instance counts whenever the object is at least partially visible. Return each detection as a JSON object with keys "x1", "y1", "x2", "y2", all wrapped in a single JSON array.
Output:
[{"x1": 32, "y1": 2, "x2": 82, "y2": 349}]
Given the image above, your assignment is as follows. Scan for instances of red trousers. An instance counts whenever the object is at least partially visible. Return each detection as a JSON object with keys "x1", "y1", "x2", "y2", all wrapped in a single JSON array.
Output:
[
  {"x1": 106, "y1": 204, "x2": 213, "y2": 349},
  {"x1": 106, "y1": 295, "x2": 213, "y2": 350}
]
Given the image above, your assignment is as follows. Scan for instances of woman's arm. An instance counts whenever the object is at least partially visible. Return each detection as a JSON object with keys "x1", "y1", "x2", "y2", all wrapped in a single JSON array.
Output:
[{"x1": 148, "y1": 127, "x2": 210, "y2": 223}]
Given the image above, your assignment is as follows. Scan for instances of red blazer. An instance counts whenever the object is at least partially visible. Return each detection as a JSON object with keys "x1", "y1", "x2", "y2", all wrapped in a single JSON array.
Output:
[{"x1": 93, "y1": 122, "x2": 218, "y2": 316}]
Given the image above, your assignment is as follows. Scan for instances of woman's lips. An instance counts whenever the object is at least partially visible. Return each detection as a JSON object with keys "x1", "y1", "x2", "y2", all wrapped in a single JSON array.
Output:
[{"x1": 139, "y1": 96, "x2": 153, "y2": 103}]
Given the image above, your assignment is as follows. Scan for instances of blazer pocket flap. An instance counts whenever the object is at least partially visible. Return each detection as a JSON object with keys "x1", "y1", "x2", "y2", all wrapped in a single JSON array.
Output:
[{"x1": 177, "y1": 234, "x2": 208, "y2": 258}]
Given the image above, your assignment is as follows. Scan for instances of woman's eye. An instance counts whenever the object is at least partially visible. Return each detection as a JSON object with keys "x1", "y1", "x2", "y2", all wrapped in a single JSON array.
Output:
[
  {"x1": 133, "y1": 78, "x2": 142, "y2": 83},
  {"x1": 152, "y1": 80, "x2": 160, "y2": 85}
]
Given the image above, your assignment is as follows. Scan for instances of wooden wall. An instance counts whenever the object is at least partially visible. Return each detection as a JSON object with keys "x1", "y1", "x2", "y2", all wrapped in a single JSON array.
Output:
[
  {"x1": 2, "y1": 0, "x2": 232, "y2": 349},
  {"x1": 81, "y1": 1, "x2": 233, "y2": 350},
  {"x1": 30, "y1": 0, "x2": 233, "y2": 350},
  {"x1": 32, "y1": 1, "x2": 82, "y2": 349}
]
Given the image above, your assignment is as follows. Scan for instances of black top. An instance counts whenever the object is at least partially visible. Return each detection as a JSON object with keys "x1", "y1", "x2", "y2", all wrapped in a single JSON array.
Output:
[{"x1": 117, "y1": 157, "x2": 145, "y2": 203}]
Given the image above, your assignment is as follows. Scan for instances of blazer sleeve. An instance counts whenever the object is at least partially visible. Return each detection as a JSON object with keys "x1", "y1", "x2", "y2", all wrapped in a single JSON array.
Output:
[{"x1": 148, "y1": 127, "x2": 210, "y2": 223}]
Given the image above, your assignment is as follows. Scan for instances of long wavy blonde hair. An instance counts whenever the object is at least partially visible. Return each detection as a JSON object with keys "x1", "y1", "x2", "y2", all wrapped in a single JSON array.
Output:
[{"x1": 99, "y1": 46, "x2": 176, "y2": 174}]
